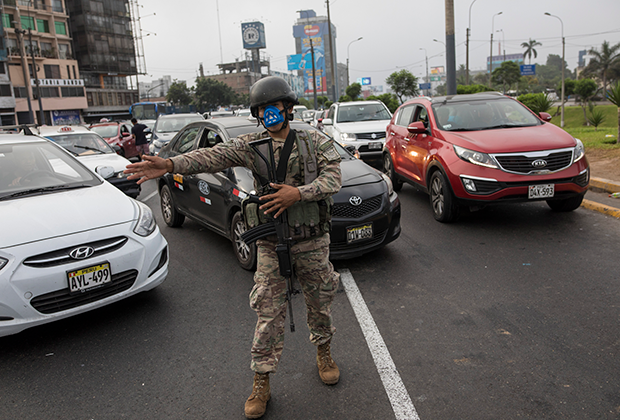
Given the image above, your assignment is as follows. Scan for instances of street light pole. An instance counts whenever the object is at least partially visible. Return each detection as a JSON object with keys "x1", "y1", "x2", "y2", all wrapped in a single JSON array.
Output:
[
  {"x1": 466, "y1": 0, "x2": 478, "y2": 85},
  {"x1": 545, "y1": 12, "x2": 565, "y2": 128},
  {"x1": 14, "y1": 27, "x2": 34, "y2": 124},
  {"x1": 420, "y1": 47, "x2": 428, "y2": 96},
  {"x1": 27, "y1": 28, "x2": 44, "y2": 125},
  {"x1": 346, "y1": 37, "x2": 363, "y2": 89},
  {"x1": 489, "y1": 11, "x2": 502, "y2": 88}
]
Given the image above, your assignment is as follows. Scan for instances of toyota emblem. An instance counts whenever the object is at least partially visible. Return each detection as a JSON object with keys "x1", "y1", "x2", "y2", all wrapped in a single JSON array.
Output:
[
  {"x1": 69, "y1": 246, "x2": 95, "y2": 260},
  {"x1": 349, "y1": 196, "x2": 363, "y2": 206},
  {"x1": 532, "y1": 159, "x2": 547, "y2": 168}
]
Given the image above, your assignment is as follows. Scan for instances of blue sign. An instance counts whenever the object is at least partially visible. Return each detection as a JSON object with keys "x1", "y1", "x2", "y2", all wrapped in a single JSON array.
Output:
[
  {"x1": 242, "y1": 22, "x2": 266, "y2": 50},
  {"x1": 419, "y1": 83, "x2": 431, "y2": 90},
  {"x1": 52, "y1": 110, "x2": 81, "y2": 126},
  {"x1": 287, "y1": 54, "x2": 302, "y2": 70},
  {"x1": 357, "y1": 77, "x2": 371, "y2": 86},
  {"x1": 520, "y1": 64, "x2": 536, "y2": 76}
]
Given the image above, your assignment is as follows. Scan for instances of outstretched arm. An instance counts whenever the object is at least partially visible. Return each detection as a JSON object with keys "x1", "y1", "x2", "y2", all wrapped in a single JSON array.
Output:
[{"x1": 124, "y1": 155, "x2": 173, "y2": 185}]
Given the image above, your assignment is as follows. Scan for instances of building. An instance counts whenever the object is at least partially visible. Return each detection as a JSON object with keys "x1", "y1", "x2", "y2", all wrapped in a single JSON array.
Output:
[
  {"x1": 138, "y1": 75, "x2": 172, "y2": 100},
  {"x1": 2, "y1": 0, "x2": 86, "y2": 126},
  {"x1": 65, "y1": 0, "x2": 139, "y2": 123},
  {"x1": 293, "y1": 10, "x2": 338, "y2": 102}
]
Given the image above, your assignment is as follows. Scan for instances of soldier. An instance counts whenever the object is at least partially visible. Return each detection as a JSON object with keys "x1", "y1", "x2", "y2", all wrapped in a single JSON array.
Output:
[{"x1": 124, "y1": 76, "x2": 342, "y2": 419}]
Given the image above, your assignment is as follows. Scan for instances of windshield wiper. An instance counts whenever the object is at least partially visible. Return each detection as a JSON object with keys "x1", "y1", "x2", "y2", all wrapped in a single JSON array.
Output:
[
  {"x1": 74, "y1": 145, "x2": 104, "y2": 153},
  {"x1": 0, "y1": 184, "x2": 91, "y2": 200}
]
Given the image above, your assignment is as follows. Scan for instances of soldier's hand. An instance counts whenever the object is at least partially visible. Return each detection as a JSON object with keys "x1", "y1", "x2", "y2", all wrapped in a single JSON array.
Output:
[
  {"x1": 260, "y1": 183, "x2": 301, "y2": 218},
  {"x1": 124, "y1": 155, "x2": 173, "y2": 185}
]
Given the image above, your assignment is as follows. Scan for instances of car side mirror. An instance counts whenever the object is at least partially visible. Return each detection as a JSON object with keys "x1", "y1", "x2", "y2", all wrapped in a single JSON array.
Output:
[
  {"x1": 322, "y1": 118, "x2": 333, "y2": 125},
  {"x1": 95, "y1": 165, "x2": 115, "y2": 179},
  {"x1": 539, "y1": 112, "x2": 552, "y2": 122},
  {"x1": 111, "y1": 144, "x2": 122, "y2": 153},
  {"x1": 144, "y1": 128, "x2": 152, "y2": 134},
  {"x1": 121, "y1": 131, "x2": 131, "y2": 137},
  {"x1": 407, "y1": 121, "x2": 427, "y2": 134}
]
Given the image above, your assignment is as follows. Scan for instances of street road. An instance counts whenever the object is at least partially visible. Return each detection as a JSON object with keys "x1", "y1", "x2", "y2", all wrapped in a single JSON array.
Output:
[{"x1": 2, "y1": 180, "x2": 620, "y2": 419}]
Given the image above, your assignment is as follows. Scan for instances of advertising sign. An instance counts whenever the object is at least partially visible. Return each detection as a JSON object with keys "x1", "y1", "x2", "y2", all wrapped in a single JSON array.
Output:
[
  {"x1": 293, "y1": 23, "x2": 329, "y2": 95},
  {"x1": 430, "y1": 66, "x2": 445, "y2": 75},
  {"x1": 520, "y1": 64, "x2": 536, "y2": 76},
  {"x1": 241, "y1": 22, "x2": 266, "y2": 50},
  {"x1": 357, "y1": 77, "x2": 371, "y2": 86},
  {"x1": 52, "y1": 110, "x2": 81, "y2": 126},
  {"x1": 287, "y1": 54, "x2": 303, "y2": 71}
]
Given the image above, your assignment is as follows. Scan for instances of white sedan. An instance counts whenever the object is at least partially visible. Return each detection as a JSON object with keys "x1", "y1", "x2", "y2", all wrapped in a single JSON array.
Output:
[{"x1": 0, "y1": 133, "x2": 168, "y2": 337}]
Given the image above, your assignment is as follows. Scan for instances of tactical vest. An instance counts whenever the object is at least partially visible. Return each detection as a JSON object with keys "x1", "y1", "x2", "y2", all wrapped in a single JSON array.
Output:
[{"x1": 243, "y1": 130, "x2": 332, "y2": 242}]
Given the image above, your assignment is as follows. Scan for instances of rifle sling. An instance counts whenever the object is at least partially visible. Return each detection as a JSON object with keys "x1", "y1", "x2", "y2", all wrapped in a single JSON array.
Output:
[{"x1": 275, "y1": 129, "x2": 296, "y2": 184}]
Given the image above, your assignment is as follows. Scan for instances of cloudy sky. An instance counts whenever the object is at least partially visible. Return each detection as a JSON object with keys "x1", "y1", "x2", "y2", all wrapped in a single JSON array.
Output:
[{"x1": 137, "y1": 0, "x2": 620, "y2": 90}]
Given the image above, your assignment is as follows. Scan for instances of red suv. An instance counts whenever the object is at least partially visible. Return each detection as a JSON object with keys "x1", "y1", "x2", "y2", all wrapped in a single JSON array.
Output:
[
  {"x1": 89, "y1": 121, "x2": 139, "y2": 159},
  {"x1": 383, "y1": 92, "x2": 589, "y2": 222}
]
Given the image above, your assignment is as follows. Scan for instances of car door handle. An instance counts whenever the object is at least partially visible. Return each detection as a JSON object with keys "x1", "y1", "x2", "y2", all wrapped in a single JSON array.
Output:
[
  {"x1": 401, "y1": 145, "x2": 406, "y2": 150},
  {"x1": 390, "y1": 132, "x2": 395, "y2": 136}
]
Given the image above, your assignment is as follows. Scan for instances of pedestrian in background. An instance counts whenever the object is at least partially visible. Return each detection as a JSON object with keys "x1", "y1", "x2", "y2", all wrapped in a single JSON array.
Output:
[{"x1": 130, "y1": 118, "x2": 149, "y2": 158}]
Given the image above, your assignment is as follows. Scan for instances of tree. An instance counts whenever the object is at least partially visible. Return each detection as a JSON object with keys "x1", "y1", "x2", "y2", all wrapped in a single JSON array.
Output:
[
  {"x1": 166, "y1": 80, "x2": 192, "y2": 106},
  {"x1": 491, "y1": 61, "x2": 521, "y2": 93},
  {"x1": 574, "y1": 78, "x2": 598, "y2": 125},
  {"x1": 193, "y1": 77, "x2": 236, "y2": 112},
  {"x1": 385, "y1": 69, "x2": 419, "y2": 104},
  {"x1": 517, "y1": 93, "x2": 553, "y2": 114},
  {"x1": 457, "y1": 84, "x2": 493, "y2": 94},
  {"x1": 521, "y1": 39, "x2": 542, "y2": 64},
  {"x1": 345, "y1": 83, "x2": 362, "y2": 100},
  {"x1": 605, "y1": 82, "x2": 620, "y2": 142},
  {"x1": 583, "y1": 40, "x2": 620, "y2": 95},
  {"x1": 367, "y1": 93, "x2": 400, "y2": 113}
]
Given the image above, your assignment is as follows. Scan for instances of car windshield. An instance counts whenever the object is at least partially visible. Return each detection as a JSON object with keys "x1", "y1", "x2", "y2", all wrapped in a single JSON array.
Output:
[
  {"x1": 337, "y1": 103, "x2": 391, "y2": 123},
  {"x1": 90, "y1": 125, "x2": 118, "y2": 138},
  {"x1": 432, "y1": 98, "x2": 543, "y2": 131},
  {"x1": 156, "y1": 116, "x2": 203, "y2": 133},
  {"x1": 44, "y1": 133, "x2": 115, "y2": 156},
  {"x1": 0, "y1": 140, "x2": 100, "y2": 200}
]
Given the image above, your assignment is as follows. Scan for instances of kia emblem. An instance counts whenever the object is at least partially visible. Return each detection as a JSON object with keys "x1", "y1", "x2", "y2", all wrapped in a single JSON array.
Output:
[
  {"x1": 69, "y1": 246, "x2": 95, "y2": 260},
  {"x1": 532, "y1": 159, "x2": 547, "y2": 168},
  {"x1": 349, "y1": 196, "x2": 363, "y2": 206}
]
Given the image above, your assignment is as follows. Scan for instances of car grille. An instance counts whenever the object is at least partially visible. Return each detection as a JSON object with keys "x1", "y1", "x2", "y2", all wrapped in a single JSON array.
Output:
[
  {"x1": 494, "y1": 150, "x2": 573, "y2": 174},
  {"x1": 30, "y1": 269, "x2": 138, "y2": 314},
  {"x1": 356, "y1": 132, "x2": 386, "y2": 140},
  {"x1": 333, "y1": 195, "x2": 382, "y2": 218},
  {"x1": 23, "y1": 237, "x2": 128, "y2": 268}
]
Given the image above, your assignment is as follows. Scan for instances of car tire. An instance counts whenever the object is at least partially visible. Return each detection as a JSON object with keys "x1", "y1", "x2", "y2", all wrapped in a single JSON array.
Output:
[
  {"x1": 429, "y1": 170, "x2": 459, "y2": 223},
  {"x1": 546, "y1": 193, "x2": 585, "y2": 212},
  {"x1": 230, "y1": 211, "x2": 257, "y2": 271},
  {"x1": 160, "y1": 184, "x2": 185, "y2": 227},
  {"x1": 383, "y1": 153, "x2": 403, "y2": 192}
]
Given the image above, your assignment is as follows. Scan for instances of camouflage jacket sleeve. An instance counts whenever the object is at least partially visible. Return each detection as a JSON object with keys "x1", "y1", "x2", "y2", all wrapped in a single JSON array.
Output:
[
  {"x1": 169, "y1": 137, "x2": 253, "y2": 174},
  {"x1": 297, "y1": 131, "x2": 342, "y2": 202}
]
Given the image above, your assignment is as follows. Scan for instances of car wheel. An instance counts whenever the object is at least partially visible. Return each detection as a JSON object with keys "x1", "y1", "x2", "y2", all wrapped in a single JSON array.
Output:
[
  {"x1": 429, "y1": 170, "x2": 459, "y2": 223},
  {"x1": 230, "y1": 211, "x2": 257, "y2": 271},
  {"x1": 160, "y1": 184, "x2": 185, "y2": 227},
  {"x1": 383, "y1": 153, "x2": 403, "y2": 192},
  {"x1": 546, "y1": 193, "x2": 585, "y2": 212}
]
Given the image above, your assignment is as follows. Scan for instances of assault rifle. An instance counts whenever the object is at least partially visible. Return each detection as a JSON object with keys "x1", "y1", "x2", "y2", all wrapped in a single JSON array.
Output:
[{"x1": 241, "y1": 137, "x2": 298, "y2": 332}]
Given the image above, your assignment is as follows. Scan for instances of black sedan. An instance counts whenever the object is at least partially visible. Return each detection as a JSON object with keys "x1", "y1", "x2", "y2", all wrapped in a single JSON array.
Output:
[{"x1": 157, "y1": 118, "x2": 401, "y2": 270}]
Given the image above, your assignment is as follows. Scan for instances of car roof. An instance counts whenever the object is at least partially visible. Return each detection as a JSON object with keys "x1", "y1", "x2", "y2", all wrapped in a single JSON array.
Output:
[
  {"x1": 336, "y1": 100, "x2": 382, "y2": 106},
  {"x1": 428, "y1": 91, "x2": 506, "y2": 105},
  {"x1": 37, "y1": 125, "x2": 92, "y2": 135},
  {"x1": 0, "y1": 132, "x2": 48, "y2": 145},
  {"x1": 156, "y1": 113, "x2": 203, "y2": 119}
]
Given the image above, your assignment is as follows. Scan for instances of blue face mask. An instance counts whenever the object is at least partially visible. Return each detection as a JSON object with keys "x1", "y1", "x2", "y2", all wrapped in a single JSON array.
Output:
[{"x1": 262, "y1": 105, "x2": 285, "y2": 128}]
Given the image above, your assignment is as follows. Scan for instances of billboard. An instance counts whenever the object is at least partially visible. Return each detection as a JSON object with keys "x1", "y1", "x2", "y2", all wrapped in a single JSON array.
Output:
[
  {"x1": 241, "y1": 22, "x2": 266, "y2": 50},
  {"x1": 431, "y1": 66, "x2": 445, "y2": 75},
  {"x1": 293, "y1": 22, "x2": 329, "y2": 95},
  {"x1": 357, "y1": 77, "x2": 371, "y2": 86}
]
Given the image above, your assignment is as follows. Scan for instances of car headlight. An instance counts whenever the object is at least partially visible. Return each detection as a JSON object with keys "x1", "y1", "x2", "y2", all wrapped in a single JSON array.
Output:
[
  {"x1": 453, "y1": 145, "x2": 498, "y2": 169},
  {"x1": 134, "y1": 200, "x2": 156, "y2": 237},
  {"x1": 0, "y1": 257, "x2": 8, "y2": 271},
  {"x1": 573, "y1": 138, "x2": 585, "y2": 163},
  {"x1": 340, "y1": 132, "x2": 357, "y2": 142},
  {"x1": 379, "y1": 171, "x2": 394, "y2": 196}
]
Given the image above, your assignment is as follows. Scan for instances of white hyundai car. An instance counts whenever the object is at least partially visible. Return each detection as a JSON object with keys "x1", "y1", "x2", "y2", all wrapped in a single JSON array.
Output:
[
  {"x1": 0, "y1": 133, "x2": 168, "y2": 337},
  {"x1": 38, "y1": 125, "x2": 141, "y2": 198}
]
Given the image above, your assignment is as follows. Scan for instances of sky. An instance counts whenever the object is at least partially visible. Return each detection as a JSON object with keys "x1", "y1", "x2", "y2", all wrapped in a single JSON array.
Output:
[{"x1": 136, "y1": 0, "x2": 620, "y2": 91}]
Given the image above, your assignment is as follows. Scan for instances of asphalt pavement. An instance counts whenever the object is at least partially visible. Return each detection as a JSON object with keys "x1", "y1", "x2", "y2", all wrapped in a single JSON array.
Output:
[{"x1": 584, "y1": 177, "x2": 620, "y2": 219}]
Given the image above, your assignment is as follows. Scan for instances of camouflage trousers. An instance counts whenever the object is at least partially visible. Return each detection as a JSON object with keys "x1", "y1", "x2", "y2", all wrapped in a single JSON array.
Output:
[{"x1": 249, "y1": 234, "x2": 340, "y2": 374}]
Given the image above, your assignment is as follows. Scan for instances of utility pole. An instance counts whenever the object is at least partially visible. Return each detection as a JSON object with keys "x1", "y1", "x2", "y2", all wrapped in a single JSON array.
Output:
[
  {"x1": 28, "y1": 28, "x2": 44, "y2": 125},
  {"x1": 326, "y1": 0, "x2": 336, "y2": 102},
  {"x1": 466, "y1": 0, "x2": 478, "y2": 85},
  {"x1": 14, "y1": 27, "x2": 34, "y2": 124},
  {"x1": 445, "y1": 0, "x2": 456, "y2": 95},
  {"x1": 310, "y1": 39, "x2": 317, "y2": 110}
]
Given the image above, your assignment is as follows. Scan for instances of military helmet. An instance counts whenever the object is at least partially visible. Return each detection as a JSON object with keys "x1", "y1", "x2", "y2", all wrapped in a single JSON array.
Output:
[{"x1": 249, "y1": 76, "x2": 298, "y2": 118}]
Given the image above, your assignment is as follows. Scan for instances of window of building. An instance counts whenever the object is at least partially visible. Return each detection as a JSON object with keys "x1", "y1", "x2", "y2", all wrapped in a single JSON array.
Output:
[
  {"x1": 28, "y1": 63, "x2": 36, "y2": 78},
  {"x1": 0, "y1": 63, "x2": 6, "y2": 74},
  {"x1": 72, "y1": 66, "x2": 77, "y2": 79},
  {"x1": 117, "y1": 93, "x2": 123, "y2": 105},
  {"x1": 36, "y1": 19, "x2": 50, "y2": 33},
  {"x1": 66, "y1": 65, "x2": 71, "y2": 78},
  {"x1": 107, "y1": 92, "x2": 113, "y2": 105},
  {"x1": 2, "y1": 14, "x2": 15, "y2": 29},
  {"x1": 44, "y1": 64, "x2": 61, "y2": 79},
  {"x1": 97, "y1": 92, "x2": 103, "y2": 105},
  {"x1": 40, "y1": 41, "x2": 53, "y2": 58},
  {"x1": 24, "y1": 40, "x2": 38, "y2": 57},
  {"x1": 21, "y1": 16, "x2": 35, "y2": 31},
  {"x1": 61, "y1": 87, "x2": 85, "y2": 97},
  {"x1": 0, "y1": 85, "x2": 12, "y2": 97},
  {"x1": 87, "y1": 92, "x2": 94, "y2": 106},
  {"x1": 58, "y1": 43, "x2": 70, "y2": 59},
  {"x1": 34, "y1": 87, "x2": 60, "y2": 99},
  {"x1": 54, "y1": 21, "x2": 67, "y2": 36},
  {"x1": 52, "y1": 0, "x2": 64, "y2": 13},
  {"x1": 14, "y1": 87, "x2": 28, "y2": 98}
]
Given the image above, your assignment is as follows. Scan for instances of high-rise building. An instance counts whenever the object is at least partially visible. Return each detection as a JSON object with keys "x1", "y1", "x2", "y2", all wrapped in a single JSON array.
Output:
[
  {"x1": 65, "y1": 0, "x2": 139, "y2": 122},
  {"x1": 1, "y1": 0, "x2": 87, "y2": 125}
]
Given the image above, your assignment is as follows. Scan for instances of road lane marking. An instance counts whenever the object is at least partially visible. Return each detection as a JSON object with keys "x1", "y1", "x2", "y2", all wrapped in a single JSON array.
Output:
[
  {"x1": 141, "y1": 190, "x2": 158, "y2": 203},
  {"x1": 339, "y1": 268, "x2": 420, "y2": 420}
]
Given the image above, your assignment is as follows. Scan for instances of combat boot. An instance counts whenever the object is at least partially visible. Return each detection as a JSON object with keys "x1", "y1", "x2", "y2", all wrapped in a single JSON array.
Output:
[
  {"x1": 317, "y1": 341, "x2": 340, "y2": 385},
  {"x1": 244, "y1": 372, "x2": 270, "y2": 419}
]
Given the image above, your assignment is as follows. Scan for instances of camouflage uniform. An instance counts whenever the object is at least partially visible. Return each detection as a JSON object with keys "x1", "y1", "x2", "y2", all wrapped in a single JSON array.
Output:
[{"x1": 169, "y1": 128, "x2": 341, "y2": 374}]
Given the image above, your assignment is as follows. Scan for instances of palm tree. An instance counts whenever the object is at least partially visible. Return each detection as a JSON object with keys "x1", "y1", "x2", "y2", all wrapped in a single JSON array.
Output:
[
  {"x1": 586, "y1": 40, "x2": 620, "y2": 95},
  {"x1": 606, "y1": 82, "x2": 620, "y2": 143},
  {"x1": 521, "y1": 39, "x2": 542, "y2": 64}
]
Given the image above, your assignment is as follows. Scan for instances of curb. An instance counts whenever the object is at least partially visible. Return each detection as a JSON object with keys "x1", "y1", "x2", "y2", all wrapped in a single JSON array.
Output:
[{"x1": 583, "y1": 177, "x2": 620, "y2": 219}]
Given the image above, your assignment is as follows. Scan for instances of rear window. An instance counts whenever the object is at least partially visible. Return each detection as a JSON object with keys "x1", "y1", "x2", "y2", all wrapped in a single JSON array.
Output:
[{"x1": 90, "y1": 125, "x2": 118, "y2": 138}]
